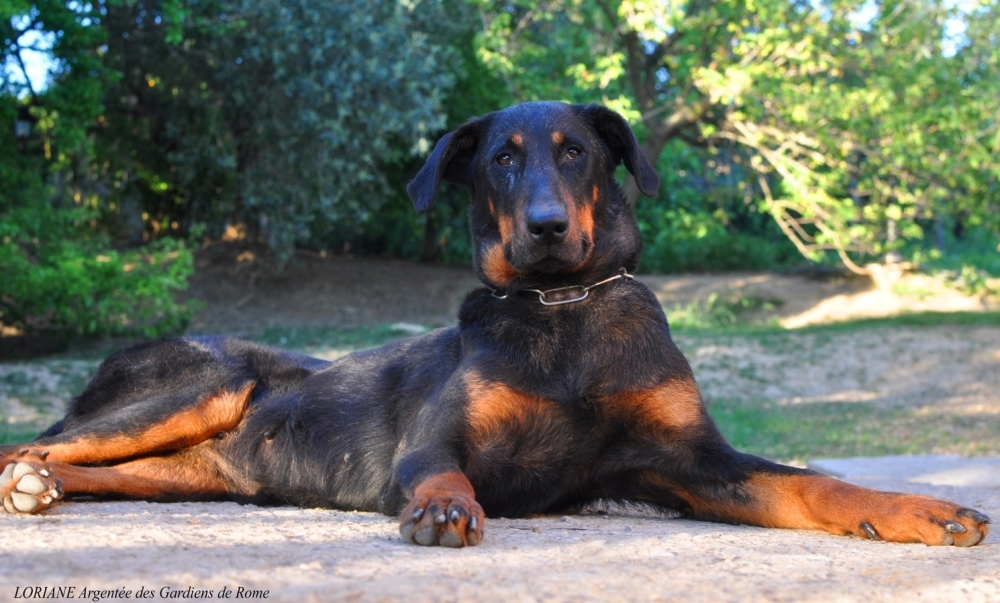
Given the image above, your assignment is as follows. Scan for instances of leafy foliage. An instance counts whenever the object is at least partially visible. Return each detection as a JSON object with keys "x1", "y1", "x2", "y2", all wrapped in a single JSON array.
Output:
[
  {"x1": 1, "y1": 0, "x2": 192, "y2": 337},
  {"x1": 2, "y1": 0, "x2": 999, "y2": 343},
  {"x1": 468, "y1": 0, "x2": 1000, "y2": 273},
  {"x1": 1, "y1": 0, "x2": 466, "y2": 337},
  {"x1": 95, "y1": 0, "x2": 465, "y2": 257},
  {"x1": 0, "y1": 201, "x2": 195, "y2": 336}
]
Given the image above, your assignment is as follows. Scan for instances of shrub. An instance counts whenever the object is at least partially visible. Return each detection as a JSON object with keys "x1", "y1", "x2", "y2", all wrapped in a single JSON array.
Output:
[
  {"x1": 0, "y1": 201, "x2": 195, "y2": 338},
  {"x1": 637, "y1": 209, "x2": 801, "y2": 273}
]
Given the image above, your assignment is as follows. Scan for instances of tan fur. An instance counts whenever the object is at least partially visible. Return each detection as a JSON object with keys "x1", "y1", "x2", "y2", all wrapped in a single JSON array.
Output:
[
  {"x1": 17, "y1": 384, "x2": 253, "y2": 465},
  {"x1": 606, "y1": 378, "x2": 704, "y2": 433},
  {"x1": 480, "y1": 243, "x2": 519, "y2": 287}
]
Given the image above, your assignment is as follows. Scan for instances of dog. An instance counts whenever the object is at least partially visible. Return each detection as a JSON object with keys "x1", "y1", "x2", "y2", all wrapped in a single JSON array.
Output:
[{"x1": 0, "y1": 102, "x2": 990, "y2": 547}]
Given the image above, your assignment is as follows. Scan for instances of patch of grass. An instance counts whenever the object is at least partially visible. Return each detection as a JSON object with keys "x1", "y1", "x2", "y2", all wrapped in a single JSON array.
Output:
[
  {"x1": 636, "y1": 208, "x2": 803, "y2": 274},
  {"x1": 666, "y1": 319, "x2": 1000, "y2": 463},
  {"x1": 252, "y1": 324, "x2": 427, "y2": 358},
  {"x1": 667, "y1": 297, "x2": 1000, "y2": 336},
  {"x1": 0, "y1": 423, "x2": 43, "y2": 446},
  {"x1": 0, "y1": 360, "x2": 101, "y2": 439},
  {"x1": 792, "y1": 311, "x2": 1000, "y2": 333},
  {"x1": 891, "y1": 281, "x2": 937, "y2": 300},
  {"x1": 910, "y1": 226, "x2": 1000, "y2": 277},
  {"x1": 666, "y1": 293, "x2": 784, "y2": 330},
  {"x1": 709, "y1": 398, "x2": 1000, "y2": 464},
  {"x1": 670, "y1": 309, "x2": 1000, "y2": 337}
]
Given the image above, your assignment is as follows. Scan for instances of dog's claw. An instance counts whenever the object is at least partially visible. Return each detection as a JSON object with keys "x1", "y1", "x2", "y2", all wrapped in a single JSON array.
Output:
[
  {"x1": 958, "y1": 508, "x2": 991, "y2": 524},
  {"x1": 945, "y1": 521, "x2": 967, "y2": 534},
  {"x1": 861, "y1": 522, "x2": 879, "y2": 540},
  {"x1": 398, "y1": 473, "x2": 485, "y2": 547},
  {"x1": 465, "y1": 514, "x2": 481, "y2": 546}
]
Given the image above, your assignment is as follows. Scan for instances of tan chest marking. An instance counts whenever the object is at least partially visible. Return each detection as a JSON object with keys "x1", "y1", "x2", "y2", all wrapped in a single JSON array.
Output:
[
  {"x1": 605, "y1": 378, "x2": 704, "y2": 433},
  {"x1": 464, "y1": 373, "x2": 560, "y2": 446}
]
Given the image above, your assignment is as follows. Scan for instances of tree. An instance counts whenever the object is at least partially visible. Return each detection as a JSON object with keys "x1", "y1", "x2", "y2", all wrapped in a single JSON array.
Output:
[
  {"x1": 3, "y1": 0, "x2": 474, "y2": 336},
  {"x1": 97, "y1": 0, "x2": 466, "y2": 256},
  {"x1": 471, "y1": 0, "x2": 1000, "y2": 272},
  {"x1": 1, "y1": 0, "x2": 194, "y2": 338}
]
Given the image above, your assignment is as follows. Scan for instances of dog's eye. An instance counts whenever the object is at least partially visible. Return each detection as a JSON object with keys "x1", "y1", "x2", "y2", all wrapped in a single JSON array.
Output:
[
  {"x1": 496, "y1": 153, "x2": 513, "y2": 167},
  {"x1": 566, "y1": 147, "x2": 582, "y2": 160}
]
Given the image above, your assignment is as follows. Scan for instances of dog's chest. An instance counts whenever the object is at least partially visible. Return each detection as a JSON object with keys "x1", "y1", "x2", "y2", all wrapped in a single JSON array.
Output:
[
  {"x1": 460, "y1": 379, "x2": 601, "y2": 508},
  {"x1": 465, "y1": 385, "x2": 579, "y2": 457}
]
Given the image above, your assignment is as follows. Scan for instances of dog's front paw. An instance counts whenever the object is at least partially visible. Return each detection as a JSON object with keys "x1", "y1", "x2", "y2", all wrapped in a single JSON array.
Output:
[
  {"x1": 399, "y1": 471, "x2": 484, "y2": 547},
  {"x1": 856, "y1": 494, "x2": 990, "y2": 547},
  {"x1": 1, "y1": 461, "x2": 62, "y2": 515}
]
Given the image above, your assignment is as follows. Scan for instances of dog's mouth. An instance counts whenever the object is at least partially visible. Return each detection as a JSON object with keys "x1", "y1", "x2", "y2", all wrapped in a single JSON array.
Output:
[
  {"x1": 508, "y1": 234, "x2": 592, "y2": 275},
  {"x1": 478, "y1": 237, "x2": 594, "y2": 290}
]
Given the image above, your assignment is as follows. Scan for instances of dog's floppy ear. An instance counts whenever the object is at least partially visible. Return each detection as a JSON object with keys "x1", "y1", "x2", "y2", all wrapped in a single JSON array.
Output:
[
  {"x1": 573, "y1": 104, "x2": 659, "y2": 198},
  {"x1": 406, "y1": 119, "x2": 482, "y2": 214}
]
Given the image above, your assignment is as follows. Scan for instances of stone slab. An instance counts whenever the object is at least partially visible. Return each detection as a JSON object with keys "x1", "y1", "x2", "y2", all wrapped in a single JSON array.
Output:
[{"x1": 809, "y1": 454, "x2": 1000, "y2": 488}]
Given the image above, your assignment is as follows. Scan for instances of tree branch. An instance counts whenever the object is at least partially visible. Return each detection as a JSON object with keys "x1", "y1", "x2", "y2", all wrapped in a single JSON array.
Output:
[{"x1": 11, "y1": 45, "x2": 40, "y2": 103}]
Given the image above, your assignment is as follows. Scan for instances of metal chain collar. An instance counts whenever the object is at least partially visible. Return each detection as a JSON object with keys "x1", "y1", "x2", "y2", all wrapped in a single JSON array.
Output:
[{"x1": 490, "y1": 268, "x2": 633, "y2": 306}]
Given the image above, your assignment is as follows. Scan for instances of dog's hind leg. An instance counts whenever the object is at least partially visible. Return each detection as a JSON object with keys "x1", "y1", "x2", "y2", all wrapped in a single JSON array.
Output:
[
  {"x1": 636, "y1": 442, "x2": 991, "y2": 547},
  {"x1": 0, "y1": 338, "x2": 263, "y2": 468},
  {"x1": 608, "y1": 375, "x2": 991, "y2": 547},
  {"x1": 1, "y1": 448, "x2": 229, "y2": 514},
  {"x1": 707, "y1": 461, "x2": 991, "y2": 547},
  {"x1": 0, "y1": 383, "x2": 254, "y2": 468}
]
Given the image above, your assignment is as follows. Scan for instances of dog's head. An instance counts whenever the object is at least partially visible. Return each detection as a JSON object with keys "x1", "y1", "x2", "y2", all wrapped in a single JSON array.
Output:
[{"x1": 407, "y1": 102, "x2": 659, "y2": 291}]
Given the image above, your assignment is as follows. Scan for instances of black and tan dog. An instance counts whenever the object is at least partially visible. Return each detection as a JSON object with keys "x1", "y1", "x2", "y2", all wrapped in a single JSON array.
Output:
[{"x1": 0, "y1": 102, "x2": 990, "y2": 547}]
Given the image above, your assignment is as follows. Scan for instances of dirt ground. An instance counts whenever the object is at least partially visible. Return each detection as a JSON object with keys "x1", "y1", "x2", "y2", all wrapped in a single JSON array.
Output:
[
  {"x1": 1, "y1": 476, "x2": 998, "y2": 603},
  {"x1": 2, "y1": 247, "x2": 999, "y2": 602},
  {"x1": 182, "y1": 244, "x2": 997, "y2": 334}
]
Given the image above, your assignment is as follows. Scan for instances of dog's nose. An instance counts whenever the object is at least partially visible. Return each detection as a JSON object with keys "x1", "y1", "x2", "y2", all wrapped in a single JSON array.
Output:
[{"x1": 527, "y1": 207, "x2": 569, "y2": 245}]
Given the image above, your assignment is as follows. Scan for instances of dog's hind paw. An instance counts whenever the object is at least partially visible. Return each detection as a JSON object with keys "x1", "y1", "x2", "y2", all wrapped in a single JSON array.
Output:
[
  {"x1": 850, "y1": 494, "x2": 990, "y2": 547},
  {"x1": 1, "y1": 461, "x2": 62, "y2": 515}
]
